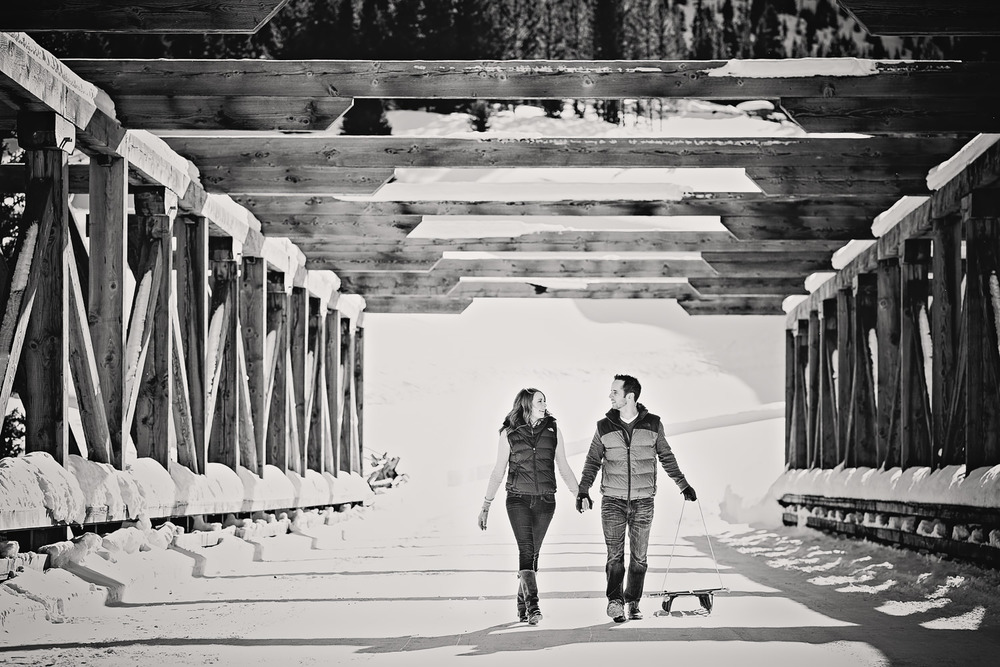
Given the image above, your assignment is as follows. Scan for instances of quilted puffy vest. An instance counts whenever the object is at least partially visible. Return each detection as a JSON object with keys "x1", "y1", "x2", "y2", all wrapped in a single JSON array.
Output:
[{"x1": 505, "y1": 416, "x2": 558, "y2": 495}]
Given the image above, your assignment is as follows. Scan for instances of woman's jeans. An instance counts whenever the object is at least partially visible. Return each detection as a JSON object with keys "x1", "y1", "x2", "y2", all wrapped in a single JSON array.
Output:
[
  {"x1": 505, "y1": 492, "x2": 556, "y2": 571},
  {"x1": 601, "y1": 496, "x2": 655, "y2": 603}
]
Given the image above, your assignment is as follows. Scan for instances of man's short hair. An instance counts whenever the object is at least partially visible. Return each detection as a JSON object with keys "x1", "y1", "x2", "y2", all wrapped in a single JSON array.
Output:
[{"x1": 615, "y1": 374, "x2": 641, "y2": 402}]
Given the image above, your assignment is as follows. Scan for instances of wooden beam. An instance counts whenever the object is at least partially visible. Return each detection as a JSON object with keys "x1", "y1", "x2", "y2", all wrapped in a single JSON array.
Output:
[
  {"x1": 206, "y1": 244, "x2": 238, "y2": 470},
  {"x1": 701, "y1": 251, "x2": 833, "y2": 276},
  {"x1": 744, "y1": 165, "x2": 930, "y2": 196},
  {"x1": 838, "y1": 0, "x2": 1000, "y2": 36},
  {"x1": 450, "y1": 280, "x2": 697, "y2": 300},
  {"x1": 239, "y1": 194, "x2": 897, "y2": 219},
  {"x1": 324, "y1": 310, "x2": 340, "y2": 475},
  {"x1": 132, "y1": 189, "x2": 175, "y2": 468},
  {"x1": 963, "y1": 193, "x2": 1000, "y2": 469},
  {"x1": 354, "y1": 325, "x2": 364, "y2": 468},
  {"x1": 339, "y1": 316, "x2": 353, "y2": 473},
  {"x1": 63, "y1": 58, "x2": 1000, "y2": 101},
  {"x1": 780, "y1": 96, "x2": 1000, "y2": 134},
  {"x1": 689, "y1": 276, "x2": 807, "y2": 296},
  {"x1": 162, "y1": 135, "x2": 963, "y2": 170},
  {"x1": 900, "y1": 239, "x2": 932, "y2": 469},
  {"x1": 88, "y1": 156, "x2": 128, "y2": 469},
  {"x1": 0, "y1": 1, "x2": 291, "y2": 33},
  {"x1": 289, "y1": 287, "x2": 308, "y2": 474},
  {"x1": 331, "y1": 256, "x2": 720, "y2": 279},
  {"x1": 931, "y1": 216, "x2": 964, "y2": 466},
  {"x1": 853, "y1": 273, "x2": 880, "y2": 468},
  {"x1": 836, "y1": 287, "x2": 854, "y2": 466},
  {"x1": 265, "y1": 273, "x2": 289, "y2": 472},
  {"x1": 175, "y1": 214, "x2": 209, "y2": 474},
  {"x1": 876, "y1": 257, "x2": 902, "y2": 469},
  {"x1": 111, "y1": 96, "x2": 352, "y2": 132},
  {"x1": 784, "y1": 328, "x2": 795, "y2": 467},
  {"x1": 677, "y1": 295, "x2": 786, "y2": 315},
  {"x1": 790, "y1": 320, "x2": 809, "y2": 468},
  {"x1": 199, "y1": 166, "x2": 395, "y2": 196},
  {"x1": 241, "y1": 256, "x2": 267, "y2": 475},
  {"x1": 20, "y1": 121, "x2": 70, "y2": 465},
  {"x1": 806, "y1": 310, "x2": 821, "y2": 468},
  {"x1": 818, "y1": 299, "x2": 838, "y2": 469},
  {"x1": 307, "y1": 298, "x2": 324, "y2": 472}
]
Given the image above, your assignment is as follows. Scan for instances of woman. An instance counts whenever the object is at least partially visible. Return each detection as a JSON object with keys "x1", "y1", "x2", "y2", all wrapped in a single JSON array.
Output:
[{"x1": 477, "y1": 388, "x2": 580, "y2": 625}]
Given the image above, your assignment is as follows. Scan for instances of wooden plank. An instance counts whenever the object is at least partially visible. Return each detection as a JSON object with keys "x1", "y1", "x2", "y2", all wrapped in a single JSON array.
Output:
[
  {"x1": 240, "y1": 257, "x2": 267, "y2": 475},
  {"x1": 0, "y1": 181, "x2": 53, "y2": 432},
  {"x1": 701, "y1": 251, "x2": 833, "y2": 277},
  {"x1": 88, "y1": 156, "x2": 128, "y2": 469},
  {"x1": 931, "y1": 216, "x2": 964, "y2": 466},
  {"x1": 238, "y1": 194, "x2": 897, "y2": 219},
  {"x1": 324, "y1": 310, "x2": 340, "y2": 475},
  {"x1": 818, "y1": 299, "x2": 838, "y2": 469},
  {"x1": 838, "y1": 0, "x2": 1000, "y2": 36},
  {"x1": 289, "y1": 287, "x2": 308, "y2": 474},
  {"x1": 784, "y1": 328, "x2": 795, "y2": 467},
  {"x1": 836, "y1": 287, "x2": 855, "y2": 468},
  {"x1": 207, "y1": 254, "x2": 239, "y2": 470},
  {"x1": 235, "y1": 325, "x2": 258, "y2": 473},
  {"x1": 361, "y1": 296, "x2": 473, "y2": 314},
  {"x1": 162, "y1": 135, "x2": 963, "y2": 170},
  {"x1": 876, "y1": 258, "x2": 901, "y2": 469},
  {"x1": 720, "y1": 216, "x2": 875, "y2": 241},
  {"x1": 780, "y1": 96, "x2": 1000, "y2": 133},
  {"x1": 21, "y1": 141, "x2": 69, "y2": 464},
  {"x1": 199, "y1": 167, "x2": 395, "y2": 196},
  {"x1": 328, "y1": 257, "x2": 720, "y2": 279},
  {"x1": 853, "y1": 273, "x2": 879, "y2": 468},
  {"x1": 131, "y1": 190, "x2": 175, "y2": 467},
  {"x1": 790, "y1": 320, "x2": 809, "y2": 468},
  {"x1": 745, "y1": 165, "x2": 931, "y2": 196},
  {"x1": 284, "y1": 346, "x2": 301, "y2": 473},
  {"x1": 689, "y1": 276, "x2": 807, "y2": 296},
  {"x1": 900, "y1": 239, "x2": 932, "y2": 469},
  {"x1": 339, "y1": 316, "x2": 353, "y2": 473},
  {"x1": 169, "y1": 297, "x2": 199, "y2": 473},
  {"x1": 449, "y1": 281, "x2": 697, "y2": 300},
  {"x1": 963, "y1": 195, "x2": 1000, "y2": 469},
  {"x1": 112, "y1": 96, "x2": 352, "y2": 132},
  {"x1": 307, "y1": 298, "x2": 325, "y2": 472},
  {"x1": 65, "y1": 240, "x2": 112, "y2": 465},
  {"x1": 806, "y1": 311, "x2": 821, "y2": 468},
  {"x1": 354, "y1": 325, "x2": 364, "y2": 468},
  {"x1": 64, "y1": 58, "x2": 1000, "y2": 100},
  {"x1": 175, "y1": 214, "x2": 208, "y2": 474},
  {"x1": 265, "y1": 275, "x2": 289, "y2": 472},
  {"x1": 0, "y1": 1, "x2": 291, "y2": 33},
  {"x1": 677, "y1": 296, "x2": 786, "y2": 315}
]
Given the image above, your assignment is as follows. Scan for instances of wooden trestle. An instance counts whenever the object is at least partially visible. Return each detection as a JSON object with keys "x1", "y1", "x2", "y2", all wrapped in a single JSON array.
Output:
[{"x1": 0, "y1": 33, "x2": 364, "y2": 524}]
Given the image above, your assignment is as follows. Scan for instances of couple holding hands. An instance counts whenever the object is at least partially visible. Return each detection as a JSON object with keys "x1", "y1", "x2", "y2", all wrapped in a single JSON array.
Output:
[{"x1": 478, "y1": 374, "x2": 698, "y2": 625}]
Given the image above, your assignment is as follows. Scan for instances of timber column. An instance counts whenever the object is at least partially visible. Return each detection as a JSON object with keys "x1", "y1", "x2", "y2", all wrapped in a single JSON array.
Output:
[{"x1": 18, "y1": 112, "x2": 72, "y2": 464}]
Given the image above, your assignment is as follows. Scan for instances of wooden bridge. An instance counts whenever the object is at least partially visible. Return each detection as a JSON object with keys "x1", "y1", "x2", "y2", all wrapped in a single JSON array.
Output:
[{"x1": 0, "y1": 1, "x2": 999, "y2": 567}]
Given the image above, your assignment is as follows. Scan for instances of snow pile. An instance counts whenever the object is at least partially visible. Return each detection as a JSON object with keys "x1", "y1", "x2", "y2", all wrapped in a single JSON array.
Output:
[
  {"x1": 322, "y1": 472, "x2": 340, "y2": 504},
  {"x1": 927, "y1": 134, "x2": 1000, "y2": 191},
  {"x1": 0, "y1": 455, "x2": 49, "y2": 528},
  {"x1": 259, "y1": 465, "x2": 296, "y2": 510},
  {"x1": 205, "y1": 462, "x2": 245, "y2": 514},
  {"x1": 19, "y1": 453, "x2": 86, "y2": 524},
  {"x1": 332, "y1": 472, "x2": 375, "y2": 505},
  {"x1": 237, "y1": 466, "x2": 268, "y2": 512},
  {"x1": 168, "y1": 460, "x2": 213, "y2": 516},
  {"x1": 129, "y1": 458, "x2": 176, "y2": 518},
  {"x1": 68, "y1": 455, "x2": 126, "y2": 520},
  {"x1": 769, "y1": 464, "x2": 1000, "y2": 508},
  {"x1": 705, "y1": 58, "x2": 880, "y2": 79},
  {"x1": 297, "y1": 470, "x2": 332, "y2": 507}
]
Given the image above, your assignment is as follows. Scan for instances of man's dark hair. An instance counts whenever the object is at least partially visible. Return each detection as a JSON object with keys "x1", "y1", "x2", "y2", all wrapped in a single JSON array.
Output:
[{"x1": 615, "y1": 374, "x2": 641, "y2": 402}]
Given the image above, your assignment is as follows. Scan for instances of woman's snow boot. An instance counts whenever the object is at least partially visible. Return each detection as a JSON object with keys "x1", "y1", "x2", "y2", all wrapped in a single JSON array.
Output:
[
  {"x1": 516, "y1": 573, "x2": 528, "y2": 622},
  {"x1": 519, "y1": 569, "x2": 542, "y2": 625}
]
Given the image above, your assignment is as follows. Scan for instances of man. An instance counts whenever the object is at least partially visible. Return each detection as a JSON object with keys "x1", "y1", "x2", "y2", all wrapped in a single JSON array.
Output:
[{"x1": 576, "y1": 374, "x2": 697, "y2": 622}]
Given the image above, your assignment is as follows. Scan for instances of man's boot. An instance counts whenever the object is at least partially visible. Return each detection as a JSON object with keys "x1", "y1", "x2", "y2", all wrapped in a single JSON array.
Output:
[
  {"x1": 519, "y1": 569, "x2": 542, "y2": 625},
  {"x1": 516, "y1": 573, "x2": 528, "y2": 622}
]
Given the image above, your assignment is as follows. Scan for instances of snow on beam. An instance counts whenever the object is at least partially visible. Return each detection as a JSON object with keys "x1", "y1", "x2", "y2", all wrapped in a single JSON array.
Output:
[{"x1": 786, "y1": 137, "x2": 1000, "y2": 327}]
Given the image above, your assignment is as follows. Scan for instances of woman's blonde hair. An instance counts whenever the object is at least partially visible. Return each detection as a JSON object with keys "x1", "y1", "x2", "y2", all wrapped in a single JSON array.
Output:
[{"x1": 499, "y1": 387, "x2": 550, "y2": 432}]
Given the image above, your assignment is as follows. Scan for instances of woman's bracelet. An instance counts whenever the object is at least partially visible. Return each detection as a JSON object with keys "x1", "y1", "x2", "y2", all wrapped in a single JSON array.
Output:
[{"x1": 483, "y1": 497, "x2": 493, "y2": 506}]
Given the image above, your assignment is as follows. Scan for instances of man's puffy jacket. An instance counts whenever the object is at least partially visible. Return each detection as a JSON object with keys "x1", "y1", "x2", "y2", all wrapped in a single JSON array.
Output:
[{"x1": 578, "y1": 404, "x2": 689, "y2": 501}]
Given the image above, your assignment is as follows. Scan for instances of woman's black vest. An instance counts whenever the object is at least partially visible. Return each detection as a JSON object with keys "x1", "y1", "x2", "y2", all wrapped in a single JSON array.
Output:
[{"x1": 505, "y1": 416, "x2": 558, "y2": 495}]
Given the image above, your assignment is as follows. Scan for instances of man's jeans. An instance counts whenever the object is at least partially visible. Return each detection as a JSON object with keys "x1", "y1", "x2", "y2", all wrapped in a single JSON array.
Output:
[
  {"x1": 506, "y1": 492, "x2": 556, "y2": 571},
  {"x1": 601, "y1": 496, "x2": 655, "y2": 603}
]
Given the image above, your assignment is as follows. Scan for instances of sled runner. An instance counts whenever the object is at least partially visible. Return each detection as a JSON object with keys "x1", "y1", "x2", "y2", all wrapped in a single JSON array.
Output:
[{"x1": 652, "y1": 498, "x2": 727, "y2": 615}]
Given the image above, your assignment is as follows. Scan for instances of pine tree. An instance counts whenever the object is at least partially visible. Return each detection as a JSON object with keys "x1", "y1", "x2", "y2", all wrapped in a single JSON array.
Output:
[
  {"x1": 752, "y1": 2, "x2": 785, "y2": 58},
  {"x1": 340, "y1": 99, "x2": 393, "y2": 135},
  {"x1": 592, "y1": 0, "x2": 624, "y2": 124},
  {"x1": 358, "y1": 0, "x2": 392, "y2": 58},
  {"x1": 691, "y1": 0, "x2": 720, "y2": 59}
]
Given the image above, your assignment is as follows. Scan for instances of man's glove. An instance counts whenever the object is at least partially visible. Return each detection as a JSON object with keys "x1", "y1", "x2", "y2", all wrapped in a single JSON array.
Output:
[
  {"x1": 682, "y1": 485, "x2": 697, "y2": 502},
  {"x1": 576, "y1": 491, "x2": 593, "y2": 513}
]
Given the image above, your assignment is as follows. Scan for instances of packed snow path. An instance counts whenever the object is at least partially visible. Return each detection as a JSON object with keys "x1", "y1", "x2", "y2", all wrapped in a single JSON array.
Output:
[{"x1": 2, "y1": 481, "x2": 999, "y2": 666}]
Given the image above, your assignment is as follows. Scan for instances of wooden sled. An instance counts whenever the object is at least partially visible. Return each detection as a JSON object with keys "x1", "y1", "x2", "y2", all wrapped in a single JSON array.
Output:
[{"x1": 656, "y1": 586, "x2": 725, "y2": 614}]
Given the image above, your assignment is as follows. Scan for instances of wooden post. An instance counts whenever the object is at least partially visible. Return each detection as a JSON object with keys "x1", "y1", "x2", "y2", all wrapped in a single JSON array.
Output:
[
  {"x1": 964, "y1": 192, "x2": 1000, "y2": 470},
  {"x1": 932, "y1": 215, "x2": 965, "y2": 467},
  {"x1": 88, "y1": 155, "x2": 128, "y2": 469},
  {"x1": 18, "y1": 112, "x2": 71, "y2": 465},
  {"x1": 307, "y1": 297, "x2": 325, "y2": 472},
  {"x1": 340, "y1": 315, "x2": 353, "y2": 474},
  {"x1": 265, "y1": 272, "x2": 289, "y2": 472},
  {"x1": 790, "y1": 319, "x2": 809, "y2": 469},
  {"x1": 175, "y1": 214, "x2": 209, "y2": 474},
  {"x1": 836, "y1": 287, "x2": 855, "y2": 466},
  {"x1": 853, "y1": 273, "x2": 879, "y2": 468},
  {"x1": 241, "y1": 256, "x2": 266, "y2": 475},
  {"x1": 818, "y1": 298, "x2": 838, "y2": 469},
  {"x1": 131, "y1": 188, "x2": 175, "y2": 468},
  {"x1": 806, "y1": 310, "x2": 821, "y2": 468},
  {"x1": 876, "y1": 257, "x2": 901, "y2": 469},
  {"x1": 784, "y1": 327, "x2": 795, "y2": 467},
  {"x1": 354, "y1": 321, "x2": 365, "y2": 472},
  {"x1": 900, "y1": 239, "x2": 933, "y2": 469},
  {"x1": 207, "y1": 238, "x2": 239, "y2": 471},
  {"x1": 289, "y1": 286, "x2": 308, "y2": 473},
  {"x1": 325, "y1": 309, "x2": 341, "y2": 475}
]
